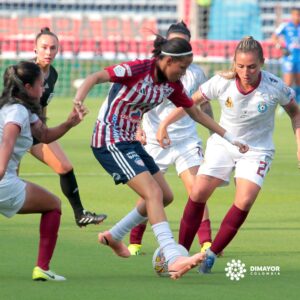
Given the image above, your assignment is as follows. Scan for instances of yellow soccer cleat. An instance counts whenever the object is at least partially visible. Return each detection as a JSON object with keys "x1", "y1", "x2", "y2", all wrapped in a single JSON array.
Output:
[
  {"x1": 128, "y1": 244, "x2": 142, "y2": 256},
  {"x1": 32, "y1": 266, "x2": 66, "y2": 281},
  {"x1": 200, "y1": 242, "x2": 212, "y2": 253}
]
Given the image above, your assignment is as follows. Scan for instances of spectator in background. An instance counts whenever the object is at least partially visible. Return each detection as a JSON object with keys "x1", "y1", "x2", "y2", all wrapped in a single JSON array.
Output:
[{"x1": 272, "y1": 7, "x2": 300, "y2": 111}]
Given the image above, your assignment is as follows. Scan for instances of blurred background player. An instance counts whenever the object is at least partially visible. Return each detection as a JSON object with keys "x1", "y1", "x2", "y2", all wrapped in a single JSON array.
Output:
[
  {"x1": 166, "y1": 36, "x2": 300, "y2": 273},
  {"x1": 27, "y1": 27, "x2": 106, "y2": 227},
  {"x1": 73, "y1": 35, "x2": 247, "y2": 279},
  {"x1": 0, "y1": 61, "x2": 87, "y2": 280},
  {"x1": 272, "y1": 7, "x2": 300, "y2": 113},
  {"x1": 128, "y1": 21, "x2": 214, "y2": 256}
]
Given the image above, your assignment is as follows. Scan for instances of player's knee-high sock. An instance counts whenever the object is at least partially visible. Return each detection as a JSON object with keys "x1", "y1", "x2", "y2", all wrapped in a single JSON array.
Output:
[
  {"x1": 294, "y1": 86, "x2": 300, "y2": 105},
  {"x1": 152, "y1": 221, "x2": 180, "y2": 264},
  {"x1": 110, "y1": 208, "x2": 148, "y2": 241},
  {"x1": 59, "y1": 169, "x2": 84, "y2": 216},
  {"x1": 179, "y1": 197, "x2": 205, "y2": 251},
  {"x1": 210, "y1": 205, "x2": 248, "y2": 255},
  {"x1": 37, "y1": 209, "x2": 61, "y2": 270},
  {"x1": 129, "y1": 223, "x2": 147, "y2": 244},
  {"x1": 197, "y1": 219, "x2": 212, "y2": 245}
]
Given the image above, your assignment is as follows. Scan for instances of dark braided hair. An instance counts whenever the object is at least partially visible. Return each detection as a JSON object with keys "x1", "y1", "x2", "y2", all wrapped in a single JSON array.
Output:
[{"x1": 0, "y1": 61, "x2": 44, "y2": 121}]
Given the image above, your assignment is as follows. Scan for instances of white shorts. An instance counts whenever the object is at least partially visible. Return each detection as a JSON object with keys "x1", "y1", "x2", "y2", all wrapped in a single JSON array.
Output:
[
  {"x1": 198, "y1": 135, "x2": 273, "y2": 187},
  {"x1": 0, "y1": 176, "x2": 26, "y2": 218},
  {"x1": 144, "y1": 137, "x2": 204, "y2": 175}
]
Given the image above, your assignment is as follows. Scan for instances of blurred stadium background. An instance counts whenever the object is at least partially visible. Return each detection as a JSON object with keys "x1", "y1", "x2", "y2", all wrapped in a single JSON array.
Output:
[{"x1": 0, "y1": 0, "x2": 299, "y2": 97}]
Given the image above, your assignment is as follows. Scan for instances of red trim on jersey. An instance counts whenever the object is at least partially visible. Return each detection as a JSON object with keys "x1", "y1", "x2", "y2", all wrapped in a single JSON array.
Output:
[{"x1": 236, "y1": 72, "x2": 262, "y2": 95}]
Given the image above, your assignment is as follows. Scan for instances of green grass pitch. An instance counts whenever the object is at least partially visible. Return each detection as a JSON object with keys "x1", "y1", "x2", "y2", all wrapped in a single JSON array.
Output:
[{"x1": 0, "y1": 98, "x2": 299, "y2": 300}]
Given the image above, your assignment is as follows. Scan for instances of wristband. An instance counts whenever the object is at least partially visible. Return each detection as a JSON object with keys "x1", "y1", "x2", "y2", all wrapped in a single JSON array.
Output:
[{"x1": 223, "y1": 131, "x2": 235, "y2": 144}]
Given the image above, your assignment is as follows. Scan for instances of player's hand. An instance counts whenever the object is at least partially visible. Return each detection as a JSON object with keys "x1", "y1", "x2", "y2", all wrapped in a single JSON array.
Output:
[
  {"x1": 136, "y1": 127, "x2": 147, "y2": 145},
  {"x1": 156, "y1": 124, "x2": 171, "y2": 148},
  {"x1": 234, "y1": 141, "x2": 249, "y2": 153},
  {"x1": 73, "y1": 100, "x2": 88, "y2": 120},
  {"x1": 67, "y1": 106, "x2": 88, "y2": 127}
]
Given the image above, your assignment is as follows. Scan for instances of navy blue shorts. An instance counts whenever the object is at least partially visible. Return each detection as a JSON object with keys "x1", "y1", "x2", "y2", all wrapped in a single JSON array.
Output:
[{"x1": 92, "y1": 141, "x2": 160, "y2": 184}]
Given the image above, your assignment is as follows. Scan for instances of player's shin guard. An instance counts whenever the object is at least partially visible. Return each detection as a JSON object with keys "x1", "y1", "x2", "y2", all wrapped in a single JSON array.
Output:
[
  {"x1": 179, "y1": 197, "x2": 206, "y2": 251},
  {"x1": 211, "y1": 205, "x2": 248, "y2": 255},
  {"x1": 37, "y1": 209, "x2": 61, "y2": 270}
]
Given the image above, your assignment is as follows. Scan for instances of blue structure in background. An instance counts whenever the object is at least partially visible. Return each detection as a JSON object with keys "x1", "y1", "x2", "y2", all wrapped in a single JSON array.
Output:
[{"x1": 208, "y1": 0, "x2": 263, "y2": 40}]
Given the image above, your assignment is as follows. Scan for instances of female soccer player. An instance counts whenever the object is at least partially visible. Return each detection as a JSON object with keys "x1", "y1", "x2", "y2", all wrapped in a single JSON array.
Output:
[
  {"x1": 168, "y1": 36, "x2": 300, "y2": 273},
  {"x1": 29, "y1": 27, "x2": 106, "y2": 226},
  {"x1": 0, "y1": 61, "x2": 87, "y2": 280},
  {"x1": 73, "y1": 35, "x2": 247, "y2": 279},
  {"x1": 128, "y1": 21, "x2": 214, "y2": 256},
  {"x1": 272, "y1": 7, "x2": 300, "y2": 106}
]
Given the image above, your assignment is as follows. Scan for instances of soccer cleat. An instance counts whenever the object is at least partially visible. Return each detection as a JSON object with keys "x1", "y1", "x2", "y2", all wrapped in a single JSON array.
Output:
[
  {"x1": 128, "y1": 244, "x2": 142, "y2": 256},
  {"x1": 168, "y1": 252, "x2": 205, "y2": 280},
  {"x1": 32, "y1": 266, "x2": 66, "y2": 281},
  {"x1": 200, "y1": 241, "x2": 212, "y2": 253},
  {"x1": 98, "y1": 231, "x2": 130, "y2": 258},
  {"x1": 75, "y1": 210, "x2": 107, "y2": 227},
  {"x1": 198, "y1": 248, "x2": 217, "y2": 274}
]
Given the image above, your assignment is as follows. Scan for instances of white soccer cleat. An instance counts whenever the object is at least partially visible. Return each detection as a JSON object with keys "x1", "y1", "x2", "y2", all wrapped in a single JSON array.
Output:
[{"x1": 32, "y1": 266, "x2": 66, "y2": 281}]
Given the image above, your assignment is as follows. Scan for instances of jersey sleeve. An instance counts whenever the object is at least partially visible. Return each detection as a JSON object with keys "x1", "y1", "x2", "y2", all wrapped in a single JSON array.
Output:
[
  {"x1": 105, "y1": 59, "x2": 152, "y2": 84},
  {"x1": 199, "y1": 74, "x2": 222, "y2": 100},
  {"x1": 279, "y1": 84, "x2": 296, "y2": 106},
  {"x1": 3, "y1": 104, "x2": 29, "y2": 130},
  {"x1": 168, "y1": 81, "x2": 194, "y2": 108}
]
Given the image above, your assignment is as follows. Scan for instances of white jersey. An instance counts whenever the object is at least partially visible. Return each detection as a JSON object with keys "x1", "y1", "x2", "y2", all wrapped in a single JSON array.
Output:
[
  {"x1": 143, "y1": 64, "x2": 207, "y2": 143},
  {"x1": 200, "y1": 70, "x2": 295, "y2": 151},
  {"x1": 0, "y1": 104, "x2": 38, "y2": 185}
]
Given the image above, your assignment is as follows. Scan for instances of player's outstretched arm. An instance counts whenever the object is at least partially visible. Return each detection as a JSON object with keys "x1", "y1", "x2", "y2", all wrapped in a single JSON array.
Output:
[
  {"x1": 31, "y1": 107, "x2": 87, "y2": 144},
  {"x1": 73, "y1": 70, "x2": 110, "y2": 119},
  {"x1": 184, "y1": 104, "x2": 249, "y2": 153}
]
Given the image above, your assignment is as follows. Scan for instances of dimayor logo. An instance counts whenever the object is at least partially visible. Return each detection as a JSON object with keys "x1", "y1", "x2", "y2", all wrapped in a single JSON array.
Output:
[
  {"x1": 225, "y1": 259, "x2": 280, "y2": 281},
  {"x1": 225, "y1": 259, "x2": 246, "y2": 281}
]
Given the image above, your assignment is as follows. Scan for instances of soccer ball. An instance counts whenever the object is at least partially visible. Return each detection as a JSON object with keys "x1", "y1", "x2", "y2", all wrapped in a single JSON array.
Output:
[{"x1": 152, "y1": 244, "x2": 189, "y2": 277}]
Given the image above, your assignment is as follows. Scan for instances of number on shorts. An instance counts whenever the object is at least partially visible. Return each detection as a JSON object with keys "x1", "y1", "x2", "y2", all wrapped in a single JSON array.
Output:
[{"x1": 257, "y1": 161, "x2": 268, "y2": 178}]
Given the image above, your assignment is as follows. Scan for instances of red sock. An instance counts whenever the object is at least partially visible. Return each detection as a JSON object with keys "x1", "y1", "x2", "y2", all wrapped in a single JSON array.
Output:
[
  {"x1": 179, "y1": 197, "x2": 206, "y2": 251},
  {"x1": 129, "y1": 223, "x2": 147, "y2": 244},
  {"x1": 211, "y1": 205, "x2": 249, "y2": 255},
  {"x1": 36, "y1": 209, "x2": 61, "y2": 270},
  {"x1": 197, "y1": 219, "x2": 212, "y2": 245}
]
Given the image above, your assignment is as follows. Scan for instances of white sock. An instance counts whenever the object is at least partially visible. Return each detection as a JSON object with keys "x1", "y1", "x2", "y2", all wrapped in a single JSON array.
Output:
[
  {"x1": 110, "y1": 208, "x2": 148, "y2": 241},
  {"x1": 152, "y1": 221, "x2": 180, "y2": 264}
]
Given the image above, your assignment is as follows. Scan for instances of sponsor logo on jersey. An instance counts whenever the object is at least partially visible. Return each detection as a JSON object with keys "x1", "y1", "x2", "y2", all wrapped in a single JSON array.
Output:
[
  {"x1": 113, "y1": 65, "x2": 126, "y2": 77},
  {"x1": 162, "y1": 84, "x2": 174, "y2": 98},
  {"x1": 257, "y1": 101, "x2": 268, "y2": 113},
  {"x1": 123, "y1": 64, "x2": 132, "y2": 76},
  {"x1": 225, "y1": 97, "x2": 233, "y2": 108},
  {"x1": 120, "y1": 109, "x2": 142, "y2": 123}
]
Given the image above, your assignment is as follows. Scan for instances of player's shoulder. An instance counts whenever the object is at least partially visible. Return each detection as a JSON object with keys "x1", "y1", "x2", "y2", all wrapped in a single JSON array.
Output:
[
  {"x1": 49, "y1": 65, "x2": 58, "y2": 79},
  {"x1": 261, "y1": 70, "x2": 284, "y2": 87},
  {"x1": 261, "y1": 70, "x2": 293, "y2": 97}
]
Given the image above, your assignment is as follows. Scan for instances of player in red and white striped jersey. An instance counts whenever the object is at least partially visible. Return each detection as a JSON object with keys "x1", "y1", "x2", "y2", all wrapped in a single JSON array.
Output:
[{"x1": 74, "y1": 35, "x2": 247, "y2": 279}]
